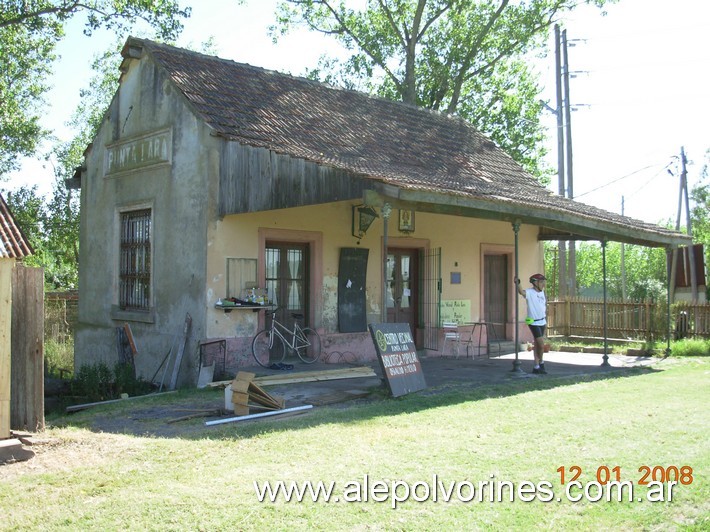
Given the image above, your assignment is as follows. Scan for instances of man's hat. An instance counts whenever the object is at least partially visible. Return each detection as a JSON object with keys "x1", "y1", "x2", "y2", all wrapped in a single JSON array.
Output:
[{"x1": 529, "y1": 273, "x2": 546, "y2": 283}]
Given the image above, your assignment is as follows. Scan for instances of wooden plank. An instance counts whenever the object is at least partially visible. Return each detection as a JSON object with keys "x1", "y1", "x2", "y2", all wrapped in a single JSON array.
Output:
[
  {"x1": 10, "y1": 266, "x2": 44, "y2": 432},
  {"x1": 123, "y1": 323, "x2": 138, "y2": 355},
  {"x1": 253, "y1": 367, "x2": 377, "y2": 386},
  {"x1": 206, "y1": 366, "x2": 378, "y2": 388},
  {"x1": 65, "y1": 391, "x2": 177, "y2": 413},
  {"x1": 235, "y1": 371, "x2": 255, "y2": 382},
  {"x1": 310, "y1": 389, "x2": 370, "y2": 406},
  {"x1": 233, "y1": 404, "x2": 250, "y2": 416},
  {"x1": 246, "y1": 383, "x2": 282, "y2": 409},
  {"x1": 168, "y1": 313, "x2": 192, "y2": 390},
  {"x1": 167, "y1": 409, "x2": 221, "y2": 424},
  {"x1": 231, "y1": 379, "x2": 251, "y2": 394},
  {"x1": 0, "y1": 260, "x2": 11, "y2": 439},
  {"x1": 231, "y1": 391, "x2": 250, "y2": 406}
]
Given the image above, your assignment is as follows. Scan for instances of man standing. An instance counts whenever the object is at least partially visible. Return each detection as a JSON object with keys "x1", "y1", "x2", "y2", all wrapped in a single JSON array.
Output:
[{"x1": 515, "y1": 273, "x2": 548, "y2": 374}]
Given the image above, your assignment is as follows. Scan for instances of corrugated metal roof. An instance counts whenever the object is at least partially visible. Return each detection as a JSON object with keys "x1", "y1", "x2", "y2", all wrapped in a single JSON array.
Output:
[
  {"x1": 0, "y1": 193, "x2": 33, "y2": 259},
  {"x1": 122, "y1": 37, "x2": 688, "y2": 246}
]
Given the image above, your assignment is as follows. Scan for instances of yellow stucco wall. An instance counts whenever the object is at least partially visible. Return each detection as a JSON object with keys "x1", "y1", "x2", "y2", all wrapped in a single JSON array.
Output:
[{"x1": 205, "y1": 201, "x2": 543, "y2": 340}]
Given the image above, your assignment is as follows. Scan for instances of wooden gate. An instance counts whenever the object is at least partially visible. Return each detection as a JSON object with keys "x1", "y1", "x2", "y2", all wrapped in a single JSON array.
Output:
[
  {"x1": 420, "y1": 247, "x2": 441, "y2": 350},
  {"x1": 11, "y1": 266, "x2": 44, "y2": 432}
]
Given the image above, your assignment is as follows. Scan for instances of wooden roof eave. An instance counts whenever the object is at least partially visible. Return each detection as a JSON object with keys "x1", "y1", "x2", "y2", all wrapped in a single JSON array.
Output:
[{"x1": 363, "y1": 186, "x2": 691, "y2": 249}]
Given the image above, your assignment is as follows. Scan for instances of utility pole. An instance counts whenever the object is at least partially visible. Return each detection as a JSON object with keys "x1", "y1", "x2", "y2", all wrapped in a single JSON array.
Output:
[
  {"x1": 562, "y1": 28, "x2": 576, "y2": 297},
  {"x1": 555, "y1": 24, "x2": 567, "y2": 298},
  {"x1": 621, "y1": 196, "x2": 627, "y2": 299},
  {"x1": 681, "y1": 148, "x2": 698, "y2": 303},
  {"x1": 670, "y1": 147, "x2": 698, "y2": 303}
]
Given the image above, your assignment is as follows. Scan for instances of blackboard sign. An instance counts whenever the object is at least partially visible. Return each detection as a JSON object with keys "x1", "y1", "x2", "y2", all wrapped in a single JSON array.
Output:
[
  {"x1": 338, "y1": 248, "x2": 369, "y2": 332},
  {"x1": 368, "y1": 323, "x2": 426, "y2": 397}
]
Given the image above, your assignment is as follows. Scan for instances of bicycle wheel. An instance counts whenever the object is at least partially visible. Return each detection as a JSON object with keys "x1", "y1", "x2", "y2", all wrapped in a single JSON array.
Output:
[
  {"x1": 251, "y1": 329, "x2": 286, "y2": 368},
  {"x1": 295, "y1": 327, "x2": 321, "y2": 364}
]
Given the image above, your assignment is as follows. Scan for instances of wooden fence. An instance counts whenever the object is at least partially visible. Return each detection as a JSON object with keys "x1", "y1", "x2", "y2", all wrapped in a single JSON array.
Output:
[
  {"x1": 11, "y1": 266, "x2": 45, "y2": 432},
  {"x1": 548, "y1": 298, "x2": 710, "y2": 341}
]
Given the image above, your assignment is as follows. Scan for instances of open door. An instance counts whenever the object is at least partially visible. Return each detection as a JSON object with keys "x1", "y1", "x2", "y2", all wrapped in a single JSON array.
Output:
[{"x1": 386, "y1": 248, "x2": 418, "y2": 337}]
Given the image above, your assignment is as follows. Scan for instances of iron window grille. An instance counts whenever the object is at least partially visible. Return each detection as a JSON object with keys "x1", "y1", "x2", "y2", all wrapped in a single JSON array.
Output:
[{"x1": 119, "y1": 209, "x2": 151, "y2": 311}]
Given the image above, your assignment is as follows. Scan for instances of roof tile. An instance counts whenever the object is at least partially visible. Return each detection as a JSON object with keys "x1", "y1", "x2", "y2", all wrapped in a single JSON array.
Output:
[
  {"x1": 126, "y1": 38, "x2": 682, "y2": 241},
  {"x1": 0, "y1": 193, "x2": 33, "y2": 259}
]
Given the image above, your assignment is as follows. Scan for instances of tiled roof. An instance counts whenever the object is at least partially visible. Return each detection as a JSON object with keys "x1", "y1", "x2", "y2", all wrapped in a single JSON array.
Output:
[
  {"x1": 125, "y1": 38, "x2": 686, "y2": 245},
  {"x1": 0, "y1": 193, "x2": 32, "y2": 258}
]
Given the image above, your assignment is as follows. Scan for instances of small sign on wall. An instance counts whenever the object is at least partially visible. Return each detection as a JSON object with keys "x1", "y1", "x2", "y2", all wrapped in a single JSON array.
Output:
[
  {"x1": 368, "y1": 323, "x2": 426, "y2": 397},
  {"x1": 440, "y1": 299, "x2": 471, "y2": 325}
]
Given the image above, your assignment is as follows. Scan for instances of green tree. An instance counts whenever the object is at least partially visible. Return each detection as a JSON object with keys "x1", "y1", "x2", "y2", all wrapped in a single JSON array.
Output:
[
  {"x1": 0, "y1": 0, "x2": 190, "y2": 178},
  {"x1": 38, "y1": 36, "x2": 219, "y2": 289},
  {"x1": 548, "y1": 241, "x2": 667, "y2": 301},
  {"x1": 689, "y1": 149, "x2": 710, "y2": 299},
  {"x1": 272, "y1": 0, "x2": 616, "y2": 179}
]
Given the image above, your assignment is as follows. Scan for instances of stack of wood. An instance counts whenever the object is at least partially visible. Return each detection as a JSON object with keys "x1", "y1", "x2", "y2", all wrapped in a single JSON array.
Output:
[{"x1": 229, "y1": 372, "x2": 285, "y2": 416}]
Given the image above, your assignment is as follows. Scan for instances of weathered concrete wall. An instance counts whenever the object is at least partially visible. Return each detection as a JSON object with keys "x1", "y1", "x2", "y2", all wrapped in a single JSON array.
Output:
[{"x1": 75, "y1": 52, "x2": 215, "y2": 385}]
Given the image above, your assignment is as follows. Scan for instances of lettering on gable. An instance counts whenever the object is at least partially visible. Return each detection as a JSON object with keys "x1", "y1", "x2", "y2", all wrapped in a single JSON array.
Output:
[{"x1": 105, "y1": 129, "x2": 172, "y2": 176}]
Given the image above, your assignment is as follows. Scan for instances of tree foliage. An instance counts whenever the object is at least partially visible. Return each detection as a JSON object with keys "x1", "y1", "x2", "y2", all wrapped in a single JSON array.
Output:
[
  {"x1": 545, "y1": 241, "x2": 668, "y2": 301},
  {"x1": 0, "y1": 0, "x2": 190, "y2": 178},
  {"x1": 272, "y1": 0, "x2": 615, "y2": 179},
  {"x1": 690, "y1": 149, "x2": 710, "y2": 299},
  {"x1": 17, "y1": 35, "x2": 219, "y2": 290}
]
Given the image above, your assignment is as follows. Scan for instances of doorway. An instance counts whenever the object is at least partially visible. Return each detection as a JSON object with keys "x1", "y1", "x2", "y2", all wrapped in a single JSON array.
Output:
[
  {"x1": 265, "y1": 242, "x2": 309, "y2": 331},
  {"x1": 386, "y1": 248, "x2": 418, "y2": 335},
  {"x1": 484, "y1": 254, "x2": 508, "y2": 338}
]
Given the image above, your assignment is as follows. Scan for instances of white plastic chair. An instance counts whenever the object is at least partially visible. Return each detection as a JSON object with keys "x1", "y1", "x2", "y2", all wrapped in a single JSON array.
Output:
[{"x1": 442, "y1": 321, "x2": 461, "y2": 357}]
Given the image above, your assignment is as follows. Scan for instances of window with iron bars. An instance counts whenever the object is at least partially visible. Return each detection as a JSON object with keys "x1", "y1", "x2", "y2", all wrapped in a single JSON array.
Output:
[{"x1": 119, "y1": 209, "x2": 151, "y2": 311}]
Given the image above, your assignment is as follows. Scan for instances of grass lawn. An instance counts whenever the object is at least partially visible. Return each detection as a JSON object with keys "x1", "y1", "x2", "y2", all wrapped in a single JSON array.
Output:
[{"x1": 1, "y1": 357, "x2": 708, "y2": 530}]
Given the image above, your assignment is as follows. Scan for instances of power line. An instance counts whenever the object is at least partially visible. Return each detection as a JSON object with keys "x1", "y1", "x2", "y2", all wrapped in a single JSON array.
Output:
[
  {"x1": 625, "y1": 165, "x2": 672, "y2": 200},
  {"x1": 575, "y1": 161, "x2": 671, "y2": 198}
]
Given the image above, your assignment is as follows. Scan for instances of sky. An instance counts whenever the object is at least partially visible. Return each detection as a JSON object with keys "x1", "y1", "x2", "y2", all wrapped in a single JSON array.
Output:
[{"x1": 5, "y1": 0, "x2": 709, "y2": 227}]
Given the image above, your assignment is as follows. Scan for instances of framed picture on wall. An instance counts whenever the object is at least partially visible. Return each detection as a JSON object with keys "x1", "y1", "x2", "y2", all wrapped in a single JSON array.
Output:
[{"x1": 399, "y1": 209, "x2": 415, "y2": 232}]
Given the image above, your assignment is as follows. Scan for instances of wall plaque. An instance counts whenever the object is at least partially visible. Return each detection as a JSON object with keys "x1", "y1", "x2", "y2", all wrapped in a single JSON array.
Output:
[{"x1": 105, "y1": 129, "x2": 172, "y2": 176}]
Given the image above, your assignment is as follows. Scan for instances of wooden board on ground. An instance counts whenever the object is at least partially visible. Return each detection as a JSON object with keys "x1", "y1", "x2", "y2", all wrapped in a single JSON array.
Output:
[
  {"x1": 207, "y1": 366, "x2": 377, "y2": 388},
  {"x1": 228, "y1": 372, "x2": 285, "y2": 415},
  {"x1": 253, "y1": 366, "x2": 377, "y2": 386},
  {"x1": 310, "y1": 389, "x2": 371, "y2": 406}
]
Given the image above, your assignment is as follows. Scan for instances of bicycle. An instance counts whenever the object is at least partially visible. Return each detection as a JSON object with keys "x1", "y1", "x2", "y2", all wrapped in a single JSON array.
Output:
[{"x1": 251, "y1": 307, "x2": 322, "y2": 368}]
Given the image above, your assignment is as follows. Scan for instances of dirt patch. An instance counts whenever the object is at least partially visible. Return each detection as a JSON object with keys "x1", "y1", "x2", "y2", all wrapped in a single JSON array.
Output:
[{"x1": 2, "y1": 431, "x2": 148, "y2": 480}]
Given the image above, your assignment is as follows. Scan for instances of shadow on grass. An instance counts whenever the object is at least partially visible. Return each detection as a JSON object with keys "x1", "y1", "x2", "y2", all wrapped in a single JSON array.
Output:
[{"x1": 47, "y1": 358, "x2": 664, "y2": 440}]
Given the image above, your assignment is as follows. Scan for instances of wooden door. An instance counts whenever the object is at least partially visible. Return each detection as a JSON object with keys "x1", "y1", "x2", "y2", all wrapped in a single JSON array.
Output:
[
  {"x1": 484, "y1": 254, "x2": 507, "y2": 338},
  {"x1": 386, "y1": 248, "x2": 418, "y2": 335},
  {"x1": 265, "y1": 242, "x2": 309, "y2": 330}
]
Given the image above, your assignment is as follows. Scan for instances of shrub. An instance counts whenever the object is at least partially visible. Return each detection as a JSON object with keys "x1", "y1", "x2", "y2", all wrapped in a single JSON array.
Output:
[
  {"x1": 71, "y1": 361, "x2": 153, "y2": 403},
  {"x1": 670, "y1": 338, "x2": 710, "y2": 357},
  {"x1": 72, "y1": 362, "x2": 114, "y2": 402},
  {"x1": 45, "y1": 338, "x2": 74, "y2": 378},
  {"x1": 113, "y1": 362, "x2": 152, "y2": 397}
]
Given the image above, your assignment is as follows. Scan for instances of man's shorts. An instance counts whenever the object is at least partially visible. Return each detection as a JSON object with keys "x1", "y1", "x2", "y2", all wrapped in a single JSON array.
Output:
[{"x1": 528, "y1": 324, "x2": 546, "y2": 339}]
